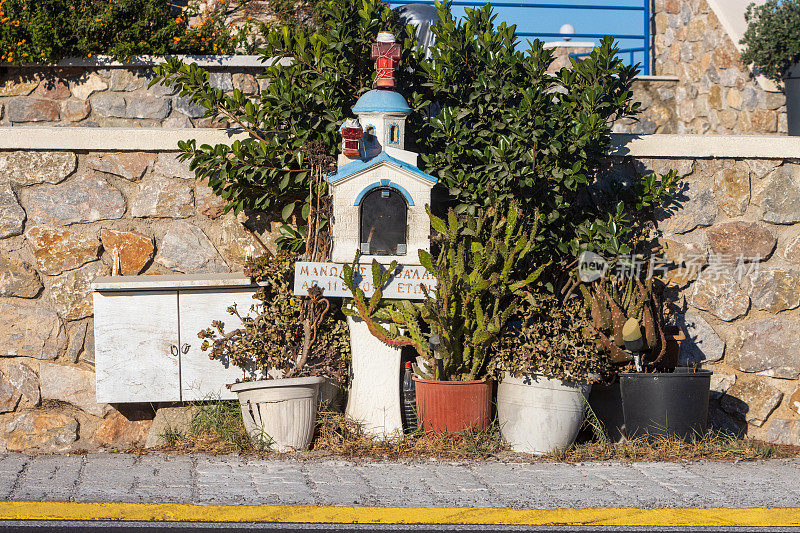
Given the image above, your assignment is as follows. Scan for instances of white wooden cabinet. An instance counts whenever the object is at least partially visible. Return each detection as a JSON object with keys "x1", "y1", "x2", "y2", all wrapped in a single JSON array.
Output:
[{"x1": 93, "y1": 274, "x2": 258, "y2": 403}]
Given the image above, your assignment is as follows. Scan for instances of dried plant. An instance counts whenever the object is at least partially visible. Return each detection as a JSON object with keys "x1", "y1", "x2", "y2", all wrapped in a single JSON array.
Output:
[{"x1": 490, "y1": 295, "x2": 609, "y2": 384}]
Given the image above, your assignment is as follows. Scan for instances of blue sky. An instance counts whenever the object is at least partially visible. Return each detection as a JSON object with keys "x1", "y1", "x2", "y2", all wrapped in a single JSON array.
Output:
[{"x1": 399, "y1": 0, "x2": 650, "y2": 70}]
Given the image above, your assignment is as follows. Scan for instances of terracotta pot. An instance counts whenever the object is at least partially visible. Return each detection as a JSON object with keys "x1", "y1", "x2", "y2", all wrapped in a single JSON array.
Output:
[{"x1": 413, "y1": 378, "x2": 492, "y2": 434}]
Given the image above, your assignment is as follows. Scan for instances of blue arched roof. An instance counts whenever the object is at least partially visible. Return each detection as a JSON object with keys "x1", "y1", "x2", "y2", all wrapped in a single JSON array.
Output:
[{"x1": 353, "y1": 89, "x2": 411, "y2": 114}]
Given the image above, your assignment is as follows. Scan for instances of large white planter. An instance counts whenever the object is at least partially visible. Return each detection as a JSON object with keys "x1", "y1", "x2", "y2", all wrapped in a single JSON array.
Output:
[
  {"x1": 344, "y1": 316, "x2": 403, "y2": 437},
  {"x1": 497, "y1": 373, "x2": 590, "y2": 454},
  {"x1": 230, "y1": 376, "x2": 323, "y2": 452}
]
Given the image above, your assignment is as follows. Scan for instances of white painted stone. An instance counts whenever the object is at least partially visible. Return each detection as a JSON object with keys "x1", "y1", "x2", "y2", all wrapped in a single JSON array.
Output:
[{"x1": 344, "y1": 316, "x2": 403, "y2": 437}]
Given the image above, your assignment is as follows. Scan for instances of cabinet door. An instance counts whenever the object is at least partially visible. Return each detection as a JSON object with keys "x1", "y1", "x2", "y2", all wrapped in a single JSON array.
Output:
[
  {"x1": 94, "y1": 290, "x2": 180, "y2": 403},
  {"x1": 178, "y1": 288, "x2": 257, "y2": 401}
]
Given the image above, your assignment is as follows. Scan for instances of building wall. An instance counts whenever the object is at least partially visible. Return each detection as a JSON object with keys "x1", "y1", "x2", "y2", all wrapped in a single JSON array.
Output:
[{"x1": 615, "y1": 0, "x2": 787, "y2": 135}]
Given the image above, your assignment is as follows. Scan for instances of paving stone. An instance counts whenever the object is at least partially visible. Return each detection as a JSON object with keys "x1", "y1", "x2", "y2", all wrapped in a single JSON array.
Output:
[
  {"x1": 709, "y1": 373, "x2": 736, "y2": 400},
  {"x1": 155, "y1": 222, "x2": 229, "y2": 274},
  {"x1": 0, "y1": 255, "x2": 42, "y2": 297},
  {"x1": 21, "y1": 173, "x2": 125, "y2": 226},
  {"x1": 92, "y1": 409, "x2": 152, "y2": 449},
  {"x1": 108, "y1": 70, "x2": 147, "y2": 91},
  {"x1": 196, "y1": 183, "x2": 226, "y2": 219},
  {"x1": 69, "y1": 73, "x2": 108, "y2": 100},
  {"x1": 791, "y1": 386, "x2": 800, "y2": 416},
  {"x1": 219, "y1": 215, "x2": 260, "y2": 264},
  {"x1": 0, "y1": 77, "x2": 39, "y2": 97},
  {"x1": 88, "y1": 152, "x2": 155, "y2": 181},
  {"x1": 66, "y1": 321, "x2": 88, "y2": 363},
  {"x1": 728, "y1": 317, "x2": 800, "y2": 379},
  {"x1": 765, "y1": 419, "x2": 800, "y2": 446},
  {"x1": 60, "y1": 99, "x2": 91, "y2": 122},
  {"x1": 145, "y1": 406, "x2": 199, "y2": 448},
  {"x1": 209, "y1": 72, "x2": 233, "y2": 91},
  {"x1": 748, "y1": 268, "x2": 800, "y2": 312},
  {"x1": 756, "y1": 165, "x2": 800, "y2": 224},
  {"x1": 706, "y1": 221, "x2": 776, "y2": 262},
  {"x1": 6, "y1": 98, "x2": 59, "y2": 122},
  {"x1": 690, "y1": 271, "x2": 749, "y2": 321},
  {"x1": 657, "y1": 187, "x2": 717, "y2": 235},
  {"x1": 152, "y1": 153, "x2": 193, "y2": 180},
  {"x1": 676, "y1": 312, "x2": 724, "y2": 363},
  {"x1": 0, "y1": 151, "x2": 77, "y2": 186},
  {"x1": 32, "y1": 78, "x2": 70, "y2": 99},
  {"x1": 48, "y1": 262, "x2": 104, "y2": 320},
  {"x1": 713, "y1": 161, "x2": 750, "y2": 216},
  {"x1": 232, "y1": 73, "x2": 259, "y2": 94},
  {"x1": 174, "y1": 95, "x2": 206, "y2": 118},
  {"x1": 91, "y1": 93, "x2": 171, "y2": 119},
  {"x1": 100, "y1": 229, "x2": 154, "y2": 275},
  {"x1": 26, "y1": 225, "x2": 100, "y2": 276},
  {"x1": 0, "y1": 183, "x2": 25, "y2": 239},
  {"x1": 4, "y1": 361, "x2": 40, "y2": 405},
  {"x1": 0, "y1": 302, "x2": 64, "y2": 359},
  {"x1": 39, "y1": 361, "x2": 106, "y2": 416},
  {"x1": 721, "y1": 378, "x2": 783, "y2": 427},
  {"x1": 3, "y1": 413, "x2": 78, "y2": 453},
  {"x1": 0, "y1": 371, "x2": 21, "y2": 413},
  {"x1": 130, "y1": 176, "x2": 194, "y2": 219}
]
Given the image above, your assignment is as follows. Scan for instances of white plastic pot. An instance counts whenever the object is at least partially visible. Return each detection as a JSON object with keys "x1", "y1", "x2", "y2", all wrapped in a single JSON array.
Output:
[
  {"x1": 497, "y1": 373, "x2": 590, "y2": 454},
  {"x1": 229, "y1": 376, "x2": 324, "y2": 452}
]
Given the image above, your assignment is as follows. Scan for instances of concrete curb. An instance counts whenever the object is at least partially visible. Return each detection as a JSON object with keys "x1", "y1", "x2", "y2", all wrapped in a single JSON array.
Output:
[{"x1": 0, "y1": 502, "x2": 798, "y2": 526}]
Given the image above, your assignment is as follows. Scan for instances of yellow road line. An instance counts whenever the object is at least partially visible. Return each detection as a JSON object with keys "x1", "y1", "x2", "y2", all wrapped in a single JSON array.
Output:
[{"x1": 0, "y1": 502, "x2": 798, "y2": 526}]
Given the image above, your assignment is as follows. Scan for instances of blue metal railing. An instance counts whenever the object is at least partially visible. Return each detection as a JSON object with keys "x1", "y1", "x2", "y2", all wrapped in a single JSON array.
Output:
[{"x1": 392, "y1": 1, "x2": 651, "y2": 75}]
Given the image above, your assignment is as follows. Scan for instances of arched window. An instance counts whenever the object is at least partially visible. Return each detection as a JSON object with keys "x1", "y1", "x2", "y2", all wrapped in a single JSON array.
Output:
[
  {"x1": 360, "y1": 187, "x2": 407, "y2": 255},
  {"x1": 389, "y1": 124, "x2": 399, "y2": 144},
  {"x1": 364, "y1": 125, "x2": 376, "y2": 144}
]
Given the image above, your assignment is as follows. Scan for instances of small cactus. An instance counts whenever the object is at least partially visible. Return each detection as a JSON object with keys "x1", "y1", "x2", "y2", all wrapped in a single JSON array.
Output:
[{"x1": 344, "y1": 202, "x2": 545, "y2": 381}]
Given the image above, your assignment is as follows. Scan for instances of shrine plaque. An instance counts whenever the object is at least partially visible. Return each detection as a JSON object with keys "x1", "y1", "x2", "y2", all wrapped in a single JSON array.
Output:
[{"x1": 293, "y1": 262, "x2": 435, "y2": 300}]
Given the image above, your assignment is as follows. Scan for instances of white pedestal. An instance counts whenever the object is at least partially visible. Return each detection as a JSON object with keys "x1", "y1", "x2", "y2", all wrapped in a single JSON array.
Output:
[{"x1": 345, "y1": 316, "x2": 402, "y2": 437}]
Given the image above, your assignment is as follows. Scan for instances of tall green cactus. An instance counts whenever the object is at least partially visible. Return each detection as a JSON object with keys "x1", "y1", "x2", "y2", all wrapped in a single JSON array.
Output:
[{"x1": 343, "y1": 202, "x2": 545, "y2": 381}]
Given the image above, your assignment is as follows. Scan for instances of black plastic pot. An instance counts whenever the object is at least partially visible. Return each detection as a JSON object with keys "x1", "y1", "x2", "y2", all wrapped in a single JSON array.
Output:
[{"x1": 620, "y1": 370, "x2": 712, "y2": 440}]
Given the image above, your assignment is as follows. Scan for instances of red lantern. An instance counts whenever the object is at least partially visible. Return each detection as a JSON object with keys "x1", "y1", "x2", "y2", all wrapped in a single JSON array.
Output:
[
  {"x1": 371, "y1": 33, "x2": 401, "y2": 89},
  {"x1": 340, "y1": 119, "x2": 363, "y2": 158}
]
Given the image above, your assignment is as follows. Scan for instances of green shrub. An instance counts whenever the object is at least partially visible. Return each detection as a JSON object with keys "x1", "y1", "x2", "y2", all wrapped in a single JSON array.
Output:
[
  {"x1": 151, "y1": 0, "x2": 675, "y2": 272},
  {"x1": 740, "y1": 0, "x2": 800, "y2": 82},
  {"x1": 0, "y1": 0, "x2": 259, "y2": 64}
]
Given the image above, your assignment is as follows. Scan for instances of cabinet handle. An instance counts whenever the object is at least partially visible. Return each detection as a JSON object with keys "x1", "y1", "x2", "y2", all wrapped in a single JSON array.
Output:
[
  {"x1": 181, "y1": 343, "x2": 190, "y2": 354},
  {"x1": 170, "y1": 344, "x2": 178, "y2": 357}
]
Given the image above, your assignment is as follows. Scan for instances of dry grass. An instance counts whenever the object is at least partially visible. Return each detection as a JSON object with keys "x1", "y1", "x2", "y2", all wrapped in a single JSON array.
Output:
[
  {"x1": 545, "y1": 433, "x2": 799, "y2": 463},
  {"x1": 156, "y1": 401, "x2": 800, "y2": 462}
]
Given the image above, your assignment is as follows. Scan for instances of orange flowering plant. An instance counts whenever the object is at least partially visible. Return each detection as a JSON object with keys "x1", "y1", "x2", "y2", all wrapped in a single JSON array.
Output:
[{"x1": 0, "y1": 0, "x2": 259, "y2": 64}]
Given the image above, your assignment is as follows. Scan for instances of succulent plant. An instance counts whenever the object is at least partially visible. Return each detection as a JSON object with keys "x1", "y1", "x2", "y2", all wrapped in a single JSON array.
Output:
[{"x1": 578, "y1": 265, "x2": 674, "y2": 370}]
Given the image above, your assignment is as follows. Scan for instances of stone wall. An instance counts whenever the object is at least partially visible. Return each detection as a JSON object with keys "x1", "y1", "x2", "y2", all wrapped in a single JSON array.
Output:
[
  {"x1": 1, "y1": 130, "x2": 800, "y2": 451},
  {"x1": 615, "y1": 0, "x2": 787, "y2": 135},
  {"x1": 0, "y1": 140, "x2": 272, "y2": 452},
  {"x1": 0, "y1": 62, "x2": 264, "y2": 128},
  {"x1": 0, "y1": 0, "x2": 789, "y2": 136},
  {"x1": 608, "y1": 148, "x2": 800, "y2": 444}
]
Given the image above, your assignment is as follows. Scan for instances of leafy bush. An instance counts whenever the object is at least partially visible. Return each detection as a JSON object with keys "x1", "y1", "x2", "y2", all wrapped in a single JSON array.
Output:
[
  {"x1": 199, "y1": 251, "x2": 350, "y2": 382},
  {"x1": 740, "y1": 0, "x2": 800, "y2": 82},
  {"x1": 151, "y1": 0, "x2": 675, "y2": 266},
  {"x1": 490, "y1": 295, "x2": 608, "y2": 384},
  {"x1": 0, "y1": 0, "x2": 259, "y2": 64}
]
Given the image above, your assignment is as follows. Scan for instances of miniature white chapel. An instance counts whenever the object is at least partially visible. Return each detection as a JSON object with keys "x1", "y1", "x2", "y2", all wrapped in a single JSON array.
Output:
[{"x1": 328, "y1": 32, "x2": 437, "y2": 436}]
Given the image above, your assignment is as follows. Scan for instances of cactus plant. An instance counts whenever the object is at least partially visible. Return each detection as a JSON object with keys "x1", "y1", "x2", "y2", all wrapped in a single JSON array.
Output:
[
  {"x1": 343, "y1": 202, "x2": 545, "y2": 381},
  {"x1": 578, "y1": 265, "x2": 673, "y2": 369}
]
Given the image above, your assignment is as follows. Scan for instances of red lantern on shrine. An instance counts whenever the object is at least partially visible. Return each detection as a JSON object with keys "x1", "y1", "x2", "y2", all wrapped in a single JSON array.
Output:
[
  {"x1": 340, "y1": 118, "x2": 363, "y2": 158},
  {"x1": 371, "y1": 32, "x2": 401, "y2": 89}
]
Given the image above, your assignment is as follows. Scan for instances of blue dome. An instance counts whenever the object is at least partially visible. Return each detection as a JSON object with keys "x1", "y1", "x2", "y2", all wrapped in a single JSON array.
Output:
[{"x1": 353, "y1": 89, "x2": 411, "y2": 114}]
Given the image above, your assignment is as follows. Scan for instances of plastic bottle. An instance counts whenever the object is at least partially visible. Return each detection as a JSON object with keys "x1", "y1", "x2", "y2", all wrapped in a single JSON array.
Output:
[{"x1": 401, "y1": 361, "x2": 418, "y2": 434}]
